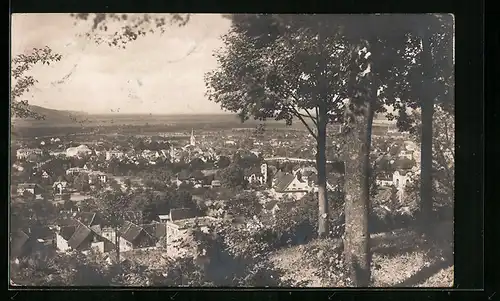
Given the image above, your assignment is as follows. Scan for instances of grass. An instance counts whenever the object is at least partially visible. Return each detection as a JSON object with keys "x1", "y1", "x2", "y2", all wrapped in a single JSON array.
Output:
[{"x1": 269, "y1": 222, "x2": 453, "y2": 287}]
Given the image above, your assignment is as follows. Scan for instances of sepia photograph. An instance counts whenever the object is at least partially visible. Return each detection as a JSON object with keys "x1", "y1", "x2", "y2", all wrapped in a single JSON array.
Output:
[{"x1": 10, "y1": 13, "x2": 454, "y2": 287}]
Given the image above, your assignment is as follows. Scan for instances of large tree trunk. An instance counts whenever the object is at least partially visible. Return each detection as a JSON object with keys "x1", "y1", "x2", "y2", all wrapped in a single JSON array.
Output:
[
  {"x1": 114, "y1": 230, "x2": 121, "y2": 274},
  {"x1": 419, "y1": 34, "x2": 435, "y2": 234},
  {"x1": 343, "y1": 99, "x2": 374, "y2": 287},
  {"x1": 317, "y1": 105, "x2": 329, "y2": 238}
]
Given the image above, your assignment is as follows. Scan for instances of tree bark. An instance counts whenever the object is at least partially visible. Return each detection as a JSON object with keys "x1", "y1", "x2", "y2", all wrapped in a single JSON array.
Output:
[
  {"x1": 419, "y1": 34, "x2": 435, "y2": 234},
  {"x1": 316, "y1": 105, "x2": 329, "y2": 238},
  {"x1": 114, "y1": 229, "x2": 121, "y2": 274},
  {"x1": 343, "y1": 99, "x2": 374, "y2": 287}
]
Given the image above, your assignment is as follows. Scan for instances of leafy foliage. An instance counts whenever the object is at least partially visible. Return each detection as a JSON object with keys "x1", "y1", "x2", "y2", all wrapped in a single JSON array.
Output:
[
  {"x1": 70, "y1": 13, "x2": 191, "y2": 49},
  {"x1": 11, "y1": 47, "x2": 62, "y2": 119}
]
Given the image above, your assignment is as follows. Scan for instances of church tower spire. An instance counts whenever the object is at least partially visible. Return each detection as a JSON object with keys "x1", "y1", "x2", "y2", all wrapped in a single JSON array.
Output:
[{"x1": 190, "y1": 129, "x2": 196, "y2": 146}]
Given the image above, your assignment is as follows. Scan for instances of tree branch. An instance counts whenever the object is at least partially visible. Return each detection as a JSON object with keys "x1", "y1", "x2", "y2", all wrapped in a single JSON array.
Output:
[{"x1": 288, "y1": 105, "x2": 318, "y2": 141}]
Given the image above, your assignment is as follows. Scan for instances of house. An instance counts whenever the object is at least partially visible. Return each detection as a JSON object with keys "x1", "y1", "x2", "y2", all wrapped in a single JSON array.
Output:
[
  {"x1": 142, "y1": 223, "x2": 167, "y2": 248},
  {"x1": 55, "y1": 221, "x2": 91, "y2": 252},
  {"x1": 244, "y1": 163, "x2": 268, "y2": 186},
  {"x1": 74, "y1": 212, "x2": 102, "y2": 228},
  {"x1": 211, "y1": 180, "x2": 221, "y2": 188},
  {"x1": 41, "y1": 170, "x2": 50, "y2": 179},
  {"x1": 176, "y1": 170, "x2": 191, "y2": 185},
  {"x1": 165, "y1": 216, "x2": 218, "y2": 246},
  {"x1": 262, "y1": 200, "x2": 296, "y2": 219},
  {"x1": 66, "y1": 145, "x2": 92, "y2": 157},
  {"x1": 158, "y1": 215, "x2": 170, "y2": 223},
  {"x1": 272, "y1": 172, "x2": 312, "y2": 200},
  {"x1": 66, "y1": 167, "x2": 89, "y2": 175},
  {"x1": 53, "y1": 181, "x2": 68, "y2": 195},
  {"x1": 105, "y1": 150, "x2": 125, "y2": 161},
  {"x1": 88, "y1": 171, "x2": 108, "y2": 184},
  {"x1": 55, "y1": 219, "x2": 112, "y2": 253},
  {"x1": 16, "y1": 183, "x2": 43, "y2": 196},
  {"x1": 119, "y1": 221, "x2": 155, "y2": 252},
  {"x1": 170, "y1": 208, "x2": 197, "y2": 222},
  {"x1": 10, "y1": 230, "x2": 36, "y2": 260},
  {"x1": 393, "y1": 170, "x2": 413, "y2": 191},
  {"x1": 16, "y1": 148, "x2": 43, "y2": 160},
  {"x1": 376, "y1": 173, "x2": 394, "y2": 187}
]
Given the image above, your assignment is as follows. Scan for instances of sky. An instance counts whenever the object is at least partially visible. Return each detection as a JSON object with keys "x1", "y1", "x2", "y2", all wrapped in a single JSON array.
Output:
[{"x1": 11, "y1": 13, "x2": 233, "y2": 115}]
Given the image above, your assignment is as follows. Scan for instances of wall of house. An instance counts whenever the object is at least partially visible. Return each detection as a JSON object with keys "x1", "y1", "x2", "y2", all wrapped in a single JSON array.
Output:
[
  {"x1": 56, "y1": 234, "x2": 70, "y2": 252},
  {"x1": 79, "y1": 236, "x2": 93, "y2": 251},
  {"x1": 288, "y1": 177, "x2": 311, "y2": 191},
  {"x1": 119, "y1": 237, "x2": 134, "y2": 252},
  {"x1": 376, "y1": 179, "x2": 394, "y2": 187},
  {"x1": 91, "y1": 241, "x2": 105, "y2": 253},
  {"x1": 393, "y1": 171, "x2": 411, "y2": 190},
  {"x1": 101, "y1": 229, "x2": 116, "y2": 242},
  {"x1": 166, "y1": 224, "x2": 189, "y2": 246}
]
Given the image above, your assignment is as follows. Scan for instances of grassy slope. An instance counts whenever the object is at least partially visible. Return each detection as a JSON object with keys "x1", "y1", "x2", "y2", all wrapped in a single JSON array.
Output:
[{"x1": 269, "y1": 223, "x2": 453, "y2": 287}]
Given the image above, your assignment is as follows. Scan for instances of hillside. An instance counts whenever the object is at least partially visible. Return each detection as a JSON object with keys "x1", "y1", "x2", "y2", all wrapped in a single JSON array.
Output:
[{"x1": 11, "y1": 105, "x2": 88, "y2": 127}]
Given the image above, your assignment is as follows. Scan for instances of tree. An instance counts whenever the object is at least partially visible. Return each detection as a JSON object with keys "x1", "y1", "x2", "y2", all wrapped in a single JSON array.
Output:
[
  {"x1": 123, "y1": 178, "x2": 132, "y2": 191},
  {"x1": 73, "y1": 173, "x2": 90, "y2": 192},
  {"x1": 94, "y1": 190, "x2": 133, "y2": 273},
  {"x1": 63, "y1": 199, "x2": 75, "y2": 211},
  {"x1": 189, "y1": 158, "x2": 205, "y2": 171},
  {"x1": 226, "y1": 192, "x2": 261, "y2": 219},
  {"x1": 70, "y1": 13, "x2": 191, "y2": 49},
  {"x1": 379, "y1": 14, "x2": 454, "y2": 232},
  {"x1": 410, "y1": 106, "x2": 454, "y2": 206},
  {"x1": 217, "y1": 164, "x2": 245, "y2": 189},
  {"x1": 216, "y1": 156, "x2": 231, "y2": 169},
  {"x1": 205, "y1": 15, "x2": 366, "y2": 239},
  {"x1": 11, "y1": 47, "x2": 62, "y2": 120}
]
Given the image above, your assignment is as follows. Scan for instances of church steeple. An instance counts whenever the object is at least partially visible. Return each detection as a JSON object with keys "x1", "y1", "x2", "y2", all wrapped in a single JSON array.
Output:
[{"x1": 190, "y1": 129, "x2": 196, "y2": 146}]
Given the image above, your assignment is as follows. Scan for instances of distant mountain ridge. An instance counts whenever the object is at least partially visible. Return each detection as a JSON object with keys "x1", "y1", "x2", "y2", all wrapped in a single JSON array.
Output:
[{"x1": 11, "y1": 105, "x2": 88, "y2": 125}]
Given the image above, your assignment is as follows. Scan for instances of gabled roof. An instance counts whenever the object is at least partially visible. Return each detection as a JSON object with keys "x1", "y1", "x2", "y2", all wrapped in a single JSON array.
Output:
[
  {"x1": 55, "y1": 217, "x2": 80, "y2": 228},
  {"x1": 244, "y1": 166, "x2": 262, "y2": 177},
  {"x1": 201, "y1": 169, "x2": 217, "y2": 176},
  {"x1": 17, "y1": 183, "x2": 38, "y2": 189},
  {"x1": 59, "y1": 225, "x2": 77, "y2": 241},
  {"x1": 274, "y1": 173, "x2": 295, "y2": 192},
  {"x1": 142, "y1": 223, "x2": 166, "y2": 239},
  {"x1": 189, "y1": 170, "x2": 205, "y2": 180},
  {"x1": 395, "y1": 169, "x2": 412, "y2": 176},
  {"x1": 170, "y1": 208, "x2": 196, "y2": 222},
  {"x1": 52, "y1": 181, "x2": 68, "y2": 187},
  {"x1": 263, "y1": 200, "x2": 279, "y2": 211},
  {"x1": 75, "y1": 212, "x2": 99, "y2": 227},
  {"x1": 67, "y1": 223, "x2": 93, "y2": 249},
  {"x1": 274, "y1": 170, "x2": 286, "y2": 181},
  {"x1": 394, "y1": 158, "x2": 415, "y2": 170},
  {"x1": 10, "y1": 230, "x2": 31, "y2": 258},
  {"x1": 177, "y1": 170, "x2": 191, "y2": 181},
  {"x1": 119, "y1": 221, "x2": 145, "y2": 243}
]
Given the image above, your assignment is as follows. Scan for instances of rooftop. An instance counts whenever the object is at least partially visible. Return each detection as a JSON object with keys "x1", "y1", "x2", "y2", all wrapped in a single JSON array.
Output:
[{"x1": 168, "y1": 216, "x2": 219, "y2": 230}]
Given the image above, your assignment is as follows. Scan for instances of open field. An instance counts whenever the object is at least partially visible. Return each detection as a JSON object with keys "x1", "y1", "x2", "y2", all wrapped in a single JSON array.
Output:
[{"x1": 12, "y1": 111, "x2": 393, "y2": 139}]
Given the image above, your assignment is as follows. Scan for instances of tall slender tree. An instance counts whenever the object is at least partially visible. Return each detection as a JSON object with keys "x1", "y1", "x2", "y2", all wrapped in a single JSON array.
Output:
[
  {"x1": 205, "y1": 15, "x2": 368, "y2": 238},
  {"x1": 94, "y1": 190, "x2": 133, "y2": 273},
  {"x1": 381, "y1": 14, "x2": 454, "y2": 232}
]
